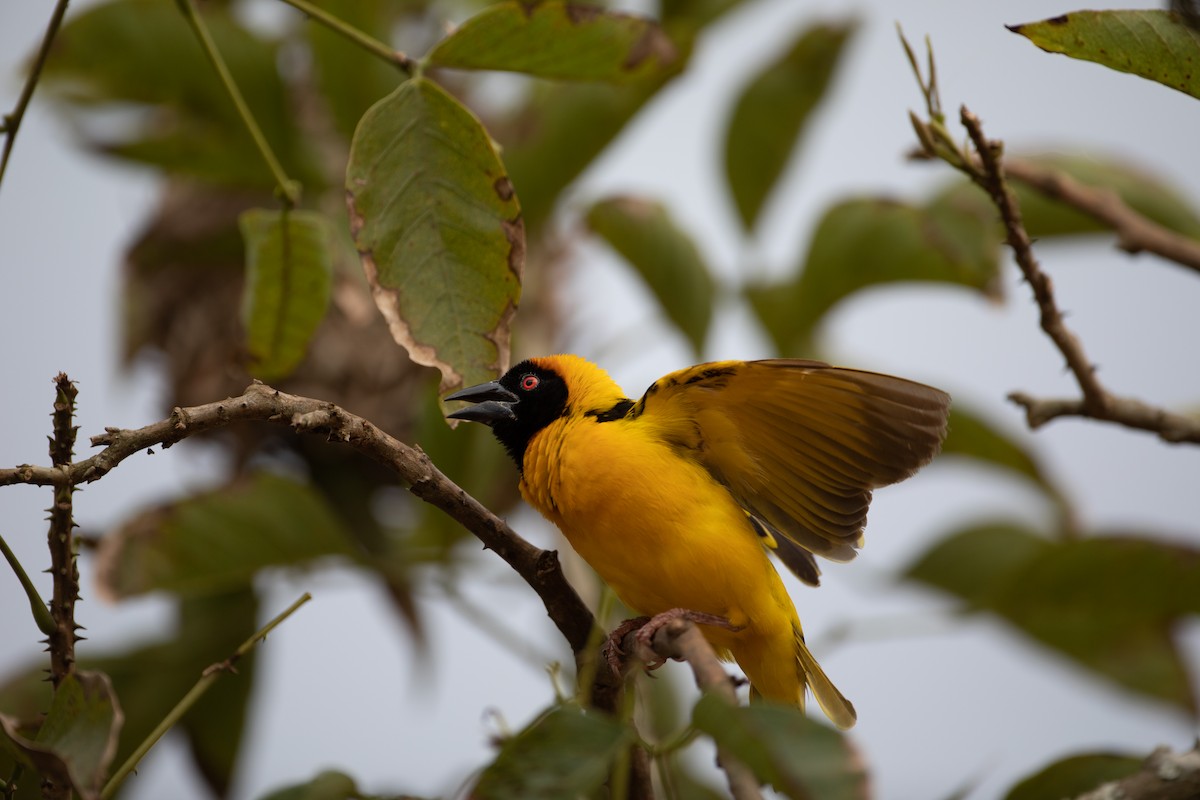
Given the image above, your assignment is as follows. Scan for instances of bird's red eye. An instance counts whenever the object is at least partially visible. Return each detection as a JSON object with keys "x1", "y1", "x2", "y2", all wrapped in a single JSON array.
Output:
[{"x1": 520, "y1": 374, "x2": 539, "y2": 391}]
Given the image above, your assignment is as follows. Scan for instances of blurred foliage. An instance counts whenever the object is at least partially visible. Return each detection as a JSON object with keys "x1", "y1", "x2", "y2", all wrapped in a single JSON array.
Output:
[
  {"x1": 239, "y1": 210, "x2": 335, "y2": 382},
  {"x1": 1002, "y1": 752, "x2": 1141, "y2": 800},
  {"x1": 747, "y1": 195, "x2": 1002, "y2": 355},
  {"x1": 471, "y1": 705, "x2": 632, "y2": 799},
  {"x1": 585, "y1": 196, "x2": 715, "y2": 353},
  {"x1": 723, "y1": 19, "x2": 857, "y2": 230},
  {"x1": 933, "y1": 151, "x2": 1200, "y2": 241},
  {"x1": 692, "y1": 696, "x2": 867, "y2": 799},
  {"x1": 2, "y1": 0, "x2": 1199, "y2": 798},
  {"x1": 94, "y1": 472, "x2": 357, "y2": 600},
  {"x1": 907, "y1": 525, "x2": 1200, "y2": 712}
]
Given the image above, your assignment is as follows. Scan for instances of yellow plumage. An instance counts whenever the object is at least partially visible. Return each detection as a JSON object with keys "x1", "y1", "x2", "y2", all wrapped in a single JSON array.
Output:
[{"x1": 447, "y1": 354, "x2": 950, "y2": 729}]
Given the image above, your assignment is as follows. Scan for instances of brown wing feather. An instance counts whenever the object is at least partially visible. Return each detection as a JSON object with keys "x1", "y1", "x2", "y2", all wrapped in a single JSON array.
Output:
[{"x1": 635, "y1": 359, "x2": 950, "y2": 564}]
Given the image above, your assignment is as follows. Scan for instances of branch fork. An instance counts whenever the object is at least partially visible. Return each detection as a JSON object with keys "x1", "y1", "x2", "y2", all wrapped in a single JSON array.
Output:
[{"x1": 902, "y1": 29, "x2": 1200, "y2": 445}]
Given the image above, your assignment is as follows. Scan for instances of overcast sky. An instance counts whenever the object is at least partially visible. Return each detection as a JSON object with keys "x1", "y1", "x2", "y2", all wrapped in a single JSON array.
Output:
[{"x1": 2, "y1": 1, "x2": 1199, "y2": 798}]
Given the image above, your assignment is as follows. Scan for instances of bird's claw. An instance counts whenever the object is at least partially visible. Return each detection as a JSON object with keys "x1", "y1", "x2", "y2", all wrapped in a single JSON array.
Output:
[
  {"x1": 601, "y1": 616, "x2": 650, "y2": 677},
  {"x1": 605, "y1": 609, "x2": 741, "y2": 675},
  {"x1": 632, "y1": 608, "x2": 741, "y2": 668}
]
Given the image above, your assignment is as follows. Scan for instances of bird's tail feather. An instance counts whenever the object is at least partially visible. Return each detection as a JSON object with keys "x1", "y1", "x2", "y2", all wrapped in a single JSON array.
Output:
[{"x1": 795, "y1": 627, "x2": 856, "y2": 730}]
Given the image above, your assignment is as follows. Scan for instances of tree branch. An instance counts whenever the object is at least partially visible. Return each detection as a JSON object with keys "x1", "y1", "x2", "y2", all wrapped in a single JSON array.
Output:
[
  {"x1": 902, "y1": 34, "x2": 1200, "y2": 446},
  {"x1": 0, "y1": 382, "x2": 599, "y2": 656},
  {"x1": 1007, "y1": 392, "x2": 1200, "y2": 444},
  {"x1": 1003, "y1": 158, "x2": 1200, "y2": 277},
  {"x1": 956, "y1": 107, "x2": 1200, "y2": 445},
  {"x1": 959, "y1": 107, "x2": 1107, "y2": 411}
]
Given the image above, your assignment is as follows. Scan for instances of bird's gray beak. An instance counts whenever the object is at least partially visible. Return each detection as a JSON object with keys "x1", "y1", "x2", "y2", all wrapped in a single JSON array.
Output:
[{"x1": 445, "y1": 381, "x2": 519, "y2": 424}]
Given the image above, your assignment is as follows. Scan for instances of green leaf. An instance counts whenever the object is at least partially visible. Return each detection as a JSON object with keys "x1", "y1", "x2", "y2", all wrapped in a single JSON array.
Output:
[
  {"x1": 255, "y1": 769, "x2": 363, "y2": 800},
  {"x1": 907, "y1": 527, "x2": 1200, "y2": 710},
  {"x1": 932, "y1": 152, "x2": 1200, "y2": 240},
  {"x1": 723, "y1": 20, "x2": 856, "y2": 230},
  {"x1": 95, "y1": 472, "x2": 356, "y2": 600},
  {"x1": 585, "y1": 196, "x2": 715, "y2": 352},
  {"x1": 747, "y1": 196, "x2": 1001, "y2": 355},
  {"x1": 1009, "y1": 10, "x2": 1200, "y2": 100},
  {"x1": 472, "y1": 705, "x2": 632, "y2": 800},
  {"x1": 346, "y1": 77, "x2": 523, "y2": 395},
  {"x1": 1004, "y1": 752, "x2": 1142, "y2": 800},
  {"x1": 42, "y1": 0, "x2": 312, "y2": 188},
  {"x1": 0, "y1": 671, "x2": 122, "y2": 800},
  {"x1": 239, "y1": 209, "x2": 334, "y2": 381},
  {"x1": 691, "y1": 695, "x2": 867, "y2": 800},
  {"x1": 426, "y1": 2, "x2": 677, "y2": 83},
  {"x1": 941, "y1": 407, "x2": 1069, "y2": 515}
]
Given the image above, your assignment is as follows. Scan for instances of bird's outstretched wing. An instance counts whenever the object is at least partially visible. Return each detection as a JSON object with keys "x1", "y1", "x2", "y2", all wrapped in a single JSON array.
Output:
[{"x1": 629, "y1": 359, "x2": 950, "y2": 567}]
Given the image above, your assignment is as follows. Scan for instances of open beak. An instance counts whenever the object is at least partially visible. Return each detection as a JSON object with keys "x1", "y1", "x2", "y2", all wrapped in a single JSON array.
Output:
[{"x1": 445, "y1": 381, "x2": 518, "y2": 425}]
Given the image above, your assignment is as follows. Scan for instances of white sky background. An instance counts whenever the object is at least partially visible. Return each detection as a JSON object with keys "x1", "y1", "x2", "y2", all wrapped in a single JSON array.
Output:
[{"x1": 2, "y1": 1, "x2": 1200, "y2": 799}]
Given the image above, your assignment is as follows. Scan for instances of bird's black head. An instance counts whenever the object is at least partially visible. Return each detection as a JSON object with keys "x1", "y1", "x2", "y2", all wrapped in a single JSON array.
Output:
[{"x1": 445, "y1": 359, "x2": 569, "y2": 470}]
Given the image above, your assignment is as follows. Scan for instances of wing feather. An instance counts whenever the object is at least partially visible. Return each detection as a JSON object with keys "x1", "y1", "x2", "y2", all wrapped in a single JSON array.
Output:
[{"x1": 635, "y1": 359, "x2": 950, "y2": 564}]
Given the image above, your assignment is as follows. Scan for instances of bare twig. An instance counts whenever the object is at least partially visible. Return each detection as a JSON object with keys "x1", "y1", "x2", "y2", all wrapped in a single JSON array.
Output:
[
  {"x1": 959, "y1": 108, "x2": 1108, "y2": 411},
  {"x1": 958, "y1": 108, "x2": 1200, "y2": 445},
  {"x1": 1003, "y1": 158, "x2": 1200, "y2": 276},
  {"x1": 0, "y1": 382, "x2": 599, "y2": 655},
  {"x1": 46, "y1": 374, "x2": 80, "y2": 691},
  {"x1": 0, "y1": 0, "x2": 70, "y2": 194},
  {"x1": 1007, "y1": 392, "x2": 1200, "y2": 443}
]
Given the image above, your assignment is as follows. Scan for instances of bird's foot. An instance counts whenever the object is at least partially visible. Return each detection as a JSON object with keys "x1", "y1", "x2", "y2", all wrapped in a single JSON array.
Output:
[
  {"x1": 602, "y1": 616, "x2": 651, "y2": 677},
  {"x1": 633, "y1": 608, "x2": 742, "y2": 670}
]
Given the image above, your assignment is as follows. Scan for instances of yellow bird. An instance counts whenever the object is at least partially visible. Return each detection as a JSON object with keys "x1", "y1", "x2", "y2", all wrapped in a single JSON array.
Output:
[{"x1": 446, "y1": 355, "x2": 949, "y2": 728}]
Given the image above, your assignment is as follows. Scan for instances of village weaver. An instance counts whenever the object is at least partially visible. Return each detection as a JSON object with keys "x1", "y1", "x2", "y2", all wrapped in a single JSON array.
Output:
[{"x1": 446, "y1": 355, "x2": 950, "y2": 728}]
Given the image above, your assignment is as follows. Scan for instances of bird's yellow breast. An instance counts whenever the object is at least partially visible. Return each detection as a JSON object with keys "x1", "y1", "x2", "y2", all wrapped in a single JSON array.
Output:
[{"x1": 520, "y1": 412, "x2": 798, "y2": 652}]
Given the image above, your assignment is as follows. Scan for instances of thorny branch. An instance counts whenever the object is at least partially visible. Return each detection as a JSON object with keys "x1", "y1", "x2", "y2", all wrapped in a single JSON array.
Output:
[
  {"x1": 46, "y1": 374, "x2": 80, "y2": 692},
  {"x1": 0, "y1": 382, "x2": 601, "y2": 656}
]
